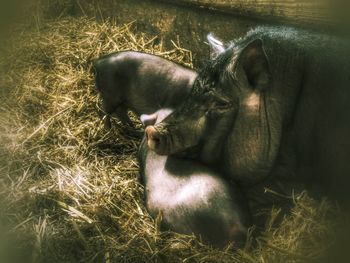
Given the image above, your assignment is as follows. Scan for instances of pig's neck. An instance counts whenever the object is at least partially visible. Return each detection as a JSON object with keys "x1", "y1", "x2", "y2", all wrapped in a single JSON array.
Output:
[
  {"x1": 224, "y1": 92, "x2": 283, "y2": 185},
  {"x1": 199, "y1": 138, "x2": 225, "y2": 167}
]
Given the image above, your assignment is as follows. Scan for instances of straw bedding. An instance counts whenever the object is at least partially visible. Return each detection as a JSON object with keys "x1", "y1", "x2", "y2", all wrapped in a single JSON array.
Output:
[{"x1": 0, "y1": 14, "x2": 339, "y2": 262}]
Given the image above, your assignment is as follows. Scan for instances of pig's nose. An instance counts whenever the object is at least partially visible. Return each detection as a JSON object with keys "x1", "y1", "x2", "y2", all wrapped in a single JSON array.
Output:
[{"x1": 145, "y1": 126, "x2": 160, "y2": 150}]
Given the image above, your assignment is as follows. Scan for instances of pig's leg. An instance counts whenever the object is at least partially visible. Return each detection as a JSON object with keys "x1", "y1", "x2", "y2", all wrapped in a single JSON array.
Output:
[
  {"x1": 114, "y1": 106, "x2": 136, "y2": 128},
  {"x1": 115, "y1": 106, "x2": 143, "y2": 137},
  {"x1": 96, "y1": 103, "x2": 112, "y2": 130}
]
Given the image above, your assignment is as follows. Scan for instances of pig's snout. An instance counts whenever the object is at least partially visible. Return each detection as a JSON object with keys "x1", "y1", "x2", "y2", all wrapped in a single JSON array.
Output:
[{"x1": 145, "y1": 126, "x2": 161, "y2": 151}]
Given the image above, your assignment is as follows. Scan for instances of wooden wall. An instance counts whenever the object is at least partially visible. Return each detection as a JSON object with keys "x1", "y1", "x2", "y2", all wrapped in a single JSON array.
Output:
[
  {"x1": 161, "y1": 0, "x2": 350, "y2": 29},
  {"x1": 60, "y1": 0, "x2": 349, "y2": 68}
]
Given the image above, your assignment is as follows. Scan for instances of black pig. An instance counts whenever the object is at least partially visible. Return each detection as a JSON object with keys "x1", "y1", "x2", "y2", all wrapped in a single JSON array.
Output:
[
  {"x1": 92, "y1": 51, "x2": 197, "y2": 128},
  {"x1": 145, "y1": 27, "x2": 350, "y2": 206},
  {"x1": 138, "y1": 109, "x2": 250, "y2": 248}
]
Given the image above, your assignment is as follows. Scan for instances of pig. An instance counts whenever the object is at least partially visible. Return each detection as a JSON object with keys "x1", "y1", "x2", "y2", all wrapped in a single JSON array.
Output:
[
  {"x1": 91, "y1": 51, "x2": 197, "y2": 128},
  {"x1": 138, "y1": 109, "x2": 250, "y2": 248},
  {"x1": 144, "y1": 27, "x2": 350, "y2": 211}
]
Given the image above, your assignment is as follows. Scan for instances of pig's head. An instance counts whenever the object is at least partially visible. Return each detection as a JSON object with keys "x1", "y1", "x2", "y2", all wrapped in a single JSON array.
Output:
[
  {"x1": 144, "y1": 65, "x2": 239, "y2": 155},
  {"x1": 145, "y1": 36, "x2": 273, "y2": 177}
]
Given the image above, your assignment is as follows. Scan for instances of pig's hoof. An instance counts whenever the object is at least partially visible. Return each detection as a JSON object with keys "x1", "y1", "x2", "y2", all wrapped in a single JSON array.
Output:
[{"x1": 103, "y1": 116, "x2": 112, "y2": 129}]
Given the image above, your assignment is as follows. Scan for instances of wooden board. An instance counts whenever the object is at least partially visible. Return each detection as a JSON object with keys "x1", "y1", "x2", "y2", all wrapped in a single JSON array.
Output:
[{"x1": 159, "y1": 0, "x2": 343, "y2": 28}]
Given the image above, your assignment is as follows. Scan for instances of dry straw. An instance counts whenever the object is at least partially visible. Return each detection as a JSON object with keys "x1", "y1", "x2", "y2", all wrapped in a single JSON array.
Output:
[{"x1": 0, "y1": 15, "x2": 339, "y2": 262}]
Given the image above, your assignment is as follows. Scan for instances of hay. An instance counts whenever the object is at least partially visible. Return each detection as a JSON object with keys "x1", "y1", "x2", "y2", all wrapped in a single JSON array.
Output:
[{"x1": 0, "y1": 15, "x2": 340, "y2": 262}]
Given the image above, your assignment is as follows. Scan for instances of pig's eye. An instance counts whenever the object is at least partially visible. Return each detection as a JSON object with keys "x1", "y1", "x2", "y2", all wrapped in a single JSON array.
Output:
[
  {"x1": 213, "y1": 100, "x2": 231, "y2": 110},
  {"x1": 205, "y1": 101, "x2": 231, "y2": 117},
  {"x1": 212, "y1": 99, "x2": 232, "y2": 110}
]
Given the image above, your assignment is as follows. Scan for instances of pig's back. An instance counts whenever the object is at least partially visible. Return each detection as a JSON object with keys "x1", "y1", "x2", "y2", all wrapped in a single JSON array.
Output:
[
  {"x1": 125, "y1": 52, "x2": 196, "y2": 113},
  {"x1": 140, "y1": 146, "x2": 249, "y2": 246},
  {"x1": 94, "y1": 51, "x2": 195, "y2": 114}
]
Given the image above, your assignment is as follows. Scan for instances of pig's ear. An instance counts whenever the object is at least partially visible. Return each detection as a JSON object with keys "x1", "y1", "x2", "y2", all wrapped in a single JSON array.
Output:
[
  {"x1": 207, "y1": 33, "x2": 225, "y2": 59},
  {"x1": 239, "y1": 38, "x2": 271, "y2": 91},
  {"x1": 140, "y1": 113, "x2": 158, "y2": 127}
]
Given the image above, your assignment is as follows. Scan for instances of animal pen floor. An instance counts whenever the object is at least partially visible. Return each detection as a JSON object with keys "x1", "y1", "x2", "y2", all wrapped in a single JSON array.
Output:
[{"x1": 0, "y1": 7, "x2": 341, "y2": 263}]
